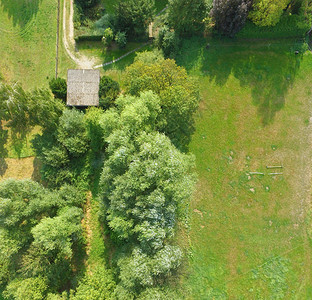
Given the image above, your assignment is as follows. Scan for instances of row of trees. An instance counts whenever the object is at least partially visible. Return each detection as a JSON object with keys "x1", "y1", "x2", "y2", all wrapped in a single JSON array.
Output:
[{"x1": 162, "y1": 0, "x2": 311, "y2": 40}]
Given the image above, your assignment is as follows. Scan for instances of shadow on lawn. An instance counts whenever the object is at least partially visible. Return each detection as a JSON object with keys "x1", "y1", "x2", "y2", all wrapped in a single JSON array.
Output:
[
  {"x1": 177, "y1": 37, "x2": 304, "y2": 125},
  {"x1": 0, "y1": 0, "x2": 41, "y2": 28}
]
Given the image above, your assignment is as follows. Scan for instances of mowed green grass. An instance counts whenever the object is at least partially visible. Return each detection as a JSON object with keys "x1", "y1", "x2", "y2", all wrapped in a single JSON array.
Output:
[
  {"x1": 0, "y1": 0, "x2": 74, "y2": 89},
  {"x1": 176, "y1": 37, "x2": 312, "y2": 298}
]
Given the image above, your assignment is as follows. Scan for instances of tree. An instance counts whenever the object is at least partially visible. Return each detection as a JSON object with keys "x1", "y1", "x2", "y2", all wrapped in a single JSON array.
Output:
[
  {"x1": 0, "y1": 83, "x2": 32, "y2": 139},
  {"x1": 115, "y1": 0, "x2": 154, "y2": 37},
  {"x1": 157, "y1": 26, "x2": 180, "y2": 58},
  {"x1": 249, "y1": 0, "x2": 290, "y2": 26},
  {"x1": 99, "y1": 76, "x2": 120, "y2": 109},
  {"x1": 211, "y1": 0, "x2": 252, "y2": 36},
  {"x1": 116, "y1": 246, "x2": 182, "y2": 293},
  {"x1": 115, "y1": 31, "x2": 127, "y2": 49},
  {"x1": 72, "y1": 265, "x2": 116, "y2": 300},
  {"x1": 124, "y1": 54, "x2": 200, "y2": 150},
  {"x1": 0, "y1": 179, "x2": 85, "y2": 295},
  {"x1": 75, "y1": 0, "x2": 99, "y2": 9},
  {"x1": 32, "y1": 108, "x2": 91, "y2": 186},
  {"x1": 99, "y1": 100, "x2": 195, "y2": 252},
  {"x1": 102, "y1": 27, "x2": 114, "y2": 47},
  {"x1": 4, "y1": 277, "x2": 48, "y2": 300},
  {"x1": 57, "y1": 109, "x2": 89, "y2": 156},
  {"x1": 167, "y1": 0, "x2": 210, "y2": 36},
  {"x1": 49, "y1": 78, "x2": 67, "y2": 102}
]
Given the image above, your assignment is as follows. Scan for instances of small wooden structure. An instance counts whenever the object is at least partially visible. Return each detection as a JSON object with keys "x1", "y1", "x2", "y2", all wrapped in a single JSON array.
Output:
[{"x1": 67, "y1": 69, "x2": 100, "y2": 106}]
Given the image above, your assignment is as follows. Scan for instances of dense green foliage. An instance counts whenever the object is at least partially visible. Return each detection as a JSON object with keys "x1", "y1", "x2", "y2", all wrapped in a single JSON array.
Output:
[
  {"x1": 249, "y1": 0, "x2": 290, "y2": 26},
  {"x1": 102, "y1": 27, "x2": 114, "y2": 47},
  {"x1": 157, "y1": 26, "x2": 180, "y2": 58},
  {"x1": 98, "y1": 91, "x2": 195, "y2": 297},
  {"x1": 0, "y1": 179, "x2": 85, "y2": 298},
  {"x1": 211, "y1": 0, "x2": 252, "y2": 37},
  {"x1": 32, "y1": 109, "x2": 91, "y2": 187},
  {"x1": 167, "y1": 0, "x2": 210, "y2": 36},
  {"x1": 115, "y1": 0, "x2": 155, "y2": 38},
  {"x1": 115, "y1": 31, "x2": 127, "y2": 49},
  {"x1": 49, "y1": 78, "x2": 67, "y2": 102},
  {"x1": 124, "y1": 51, "x2": 200, "y2": 150},
  {"x1": 99, "y1": 76, "x2": 120, "y2": 109},
  {"x1": 75, "y1": 0, "x2": 99, "y2": 10}
]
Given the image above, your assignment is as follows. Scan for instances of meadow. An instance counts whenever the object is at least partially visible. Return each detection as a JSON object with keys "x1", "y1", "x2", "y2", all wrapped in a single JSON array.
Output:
[
  {"x1": 0, "y1": 0, "x2": 74, "y2": 89},
  {"x1": 175, "y1": 37, "x2": 312, "y2": 298}
]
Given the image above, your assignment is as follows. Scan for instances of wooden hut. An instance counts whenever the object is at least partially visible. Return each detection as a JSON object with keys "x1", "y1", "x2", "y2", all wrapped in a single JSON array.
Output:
[{"x1": 67, "y1": 69, "x2": 100, "y2": 106}]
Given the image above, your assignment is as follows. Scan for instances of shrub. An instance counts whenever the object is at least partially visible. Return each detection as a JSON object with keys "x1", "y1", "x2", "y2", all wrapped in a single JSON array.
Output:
[
  {"x1": 49, "y1": 78, "x2": 67, "y2": 102},
  {"x1": 157, "y1": 26, "x2": 180, "y2": 58},
  {"x1": 115, "y1": 31, "x2": 127, "y2": 49},
  {"x1": 102, "y1": 27, "x2": 114, "y2": 47},
  {"x1": 99, "y1": 76, "x2": 120, "y2": 109}
]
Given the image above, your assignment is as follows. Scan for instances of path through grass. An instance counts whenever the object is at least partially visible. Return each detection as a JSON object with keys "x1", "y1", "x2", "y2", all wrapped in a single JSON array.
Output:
[{"x1": 176, "y1": 37, "x2": 312, "y2": 298}]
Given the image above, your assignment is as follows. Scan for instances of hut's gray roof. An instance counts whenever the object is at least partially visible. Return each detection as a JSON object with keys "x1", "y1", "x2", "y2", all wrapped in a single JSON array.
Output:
[{"x1": 67, "y1": 69, "x2": 100, "y2": 106}]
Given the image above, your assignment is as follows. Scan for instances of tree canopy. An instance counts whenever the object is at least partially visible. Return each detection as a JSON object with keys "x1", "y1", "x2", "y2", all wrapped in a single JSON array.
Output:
[
  {"x1": 115, "y1": 0, "x2": 155, "y2": 37},
  {"x1": 0, "y1": 179, "x2": 85, "y2": 297},
  {"x1": 124, "y1": 52, "x2": 200, "y2": 150},
  {"x1": 167, "y1": 0, "x2": 210, "y2": 36},
  {"x1": 211, "y1": 0, "x2": 252, "y2": 37},
  {"x1": 248, "y1": 0, "x2": 290, "y2": 26},
  {"x1": 98, "y1": 91, "x2": 195, "y2": 296}
]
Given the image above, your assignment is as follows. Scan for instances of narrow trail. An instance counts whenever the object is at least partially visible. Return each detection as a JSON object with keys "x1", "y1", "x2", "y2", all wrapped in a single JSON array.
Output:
[{"x1": 83, "y1": 192, "x2": 93, "y2": 257}]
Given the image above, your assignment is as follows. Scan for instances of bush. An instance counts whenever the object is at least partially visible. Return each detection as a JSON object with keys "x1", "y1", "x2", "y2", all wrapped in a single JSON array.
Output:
[
  {"x1": 4, "y1": 277, "x2": 48, "y2": 300},
  {"x1": 75, "y1": 0, "x2": 99, "y2": 9},
  {"x1": 49, "y1": 78, "x2": 67, "y2": 102},
  {"x1": 115, "y1": 0, "x2": 155, "y2": 38},
  {"x1": 157, "y1": 26, "x2": 180, "y2": 58},
  {"x1": 99, "y1": 76, "x2": 120, "y2": 109},
  {"x1": 115, "y1": 31, "x2": 127, "y2": 49},
  {"x1": 102, "y1": 27, "x2": 114, "y2": 47},
  {"x1": 94, "y1": 14, "x2": 116, "y2": 33}
]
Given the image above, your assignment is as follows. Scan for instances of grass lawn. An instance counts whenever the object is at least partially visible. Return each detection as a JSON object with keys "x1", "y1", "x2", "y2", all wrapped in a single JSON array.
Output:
[
  {"x1": 176, "y1": 37, "x2": 312, "y2": 298},
  {"x1": 0, "y1": 0, "x2": 74, "y2": 89}
]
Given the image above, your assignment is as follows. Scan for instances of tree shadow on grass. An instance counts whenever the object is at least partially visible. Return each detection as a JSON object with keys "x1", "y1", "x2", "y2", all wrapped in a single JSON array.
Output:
[
  {"x1": 176, "y1": 36, "x2": 304, "y2": 125},
  {"x1": 0, "y1": 0, "x2": 41, "y2": 28}
]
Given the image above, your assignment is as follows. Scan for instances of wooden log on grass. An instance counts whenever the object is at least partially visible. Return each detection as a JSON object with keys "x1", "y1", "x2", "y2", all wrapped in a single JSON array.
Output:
[
  {"x1": 266, "y1": 166, "x2": 283, "y2": 169},
  {"x1": 249, "y1": 172, "x2": 264, "y2": 175},
  {"x1": 268, "y1": 173, "x2": 283, "y2": 175}
]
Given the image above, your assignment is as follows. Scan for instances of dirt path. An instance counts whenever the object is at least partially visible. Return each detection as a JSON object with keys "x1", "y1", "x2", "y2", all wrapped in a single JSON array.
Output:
[
  {"x1": 83, "y1": 192, "x2": 93, "y2": 257},
  {"x1": 62, "y1": 0, "x2": 95, "y2": 69},
  {"x1": 62, "y1": 1, "x2": 168, "y2": 69}
]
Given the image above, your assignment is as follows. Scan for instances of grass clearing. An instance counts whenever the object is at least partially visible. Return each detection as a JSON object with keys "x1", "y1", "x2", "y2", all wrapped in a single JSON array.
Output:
[
  {"x1": 176, "y1": 37, "x2": 312, "y2": 298},
  {"x1": 0, "y1": 0, "x2": 74, "y2": 89}
]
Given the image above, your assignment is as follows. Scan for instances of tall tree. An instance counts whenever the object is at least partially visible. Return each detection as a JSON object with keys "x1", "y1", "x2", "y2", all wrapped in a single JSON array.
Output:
[
  {"x1": 211, "y1": 0, "x2": 252, "y2": 37},
  {"x1": 124, "y1": 52, "x2": 200, "y2": 150},
  {"x1": 249, "y1": 0, "x2": 290, "y2": 26},
  {"x1": 167, "y1": 0, "x2": 210, "y2": 36},
  {"x1": 99, "y1": 92, "x2": 195, "y2": 296},
  {"x1": 115, "y1": 0, "x2": 155, "y2": 37}
]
